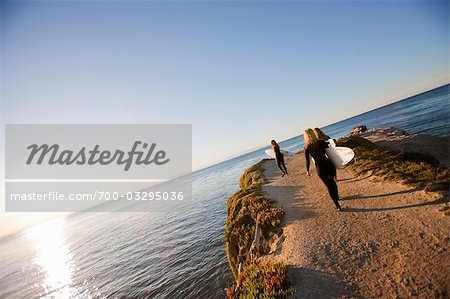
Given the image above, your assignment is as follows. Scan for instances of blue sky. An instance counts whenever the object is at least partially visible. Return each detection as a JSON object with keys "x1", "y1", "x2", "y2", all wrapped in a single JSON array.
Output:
[{"x1": 2, "y1": 0, "x2": 448, "y2": 170}]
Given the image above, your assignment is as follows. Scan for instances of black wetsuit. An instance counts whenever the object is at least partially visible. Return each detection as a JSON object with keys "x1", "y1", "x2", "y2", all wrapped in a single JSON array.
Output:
[
  {"x1": 273, "y1": 145, "x2": 288, "y2": 175},
  {"x1": 305, "y1": 140, "x2": 341, "y2": 210}
]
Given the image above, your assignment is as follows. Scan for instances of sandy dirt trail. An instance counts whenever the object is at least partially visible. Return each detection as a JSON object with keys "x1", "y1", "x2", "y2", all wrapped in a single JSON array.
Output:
[{"x1": 262, "y1": 154, "x2": 449, "y2": 298}]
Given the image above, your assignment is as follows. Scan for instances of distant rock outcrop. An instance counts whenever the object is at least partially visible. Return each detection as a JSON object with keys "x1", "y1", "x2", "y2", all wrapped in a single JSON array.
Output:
[
  {"x1": 361, "y1": 127, "x2": 409, "y2": 138},
  {"x1": 350, "y1": 125, "x2": 368, "y2": 135}
]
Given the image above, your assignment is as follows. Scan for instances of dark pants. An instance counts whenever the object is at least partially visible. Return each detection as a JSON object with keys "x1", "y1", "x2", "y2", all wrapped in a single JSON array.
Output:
[
  {"x1": 316, "y1": 161, "x2": 340, "y2": 209},
  {"x1": 276, "y1": 155, "x2": 288, "y2": 175}
]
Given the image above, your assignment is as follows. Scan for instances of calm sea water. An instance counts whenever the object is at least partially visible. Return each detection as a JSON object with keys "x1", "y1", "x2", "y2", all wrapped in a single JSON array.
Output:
[{"x1": 0, "y1": 85, "x2": 448, "y2": 299}]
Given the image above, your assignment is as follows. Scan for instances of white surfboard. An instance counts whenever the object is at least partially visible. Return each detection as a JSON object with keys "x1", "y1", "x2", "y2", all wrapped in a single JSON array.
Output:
[
  {"x1": 327, "y1": 139, "x2": 336, "y2": 147},
  {"x1": 265, "y1": 149, "x2": 294, "y2": 159},
  {"x1": 325, "y1": 147, "x2": 355, "y2": 169}
]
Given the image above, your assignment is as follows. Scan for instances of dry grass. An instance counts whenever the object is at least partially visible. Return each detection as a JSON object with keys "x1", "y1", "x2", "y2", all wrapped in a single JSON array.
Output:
[{"x1": 337, "y1": 136, "x2": 450, "y2": 191}]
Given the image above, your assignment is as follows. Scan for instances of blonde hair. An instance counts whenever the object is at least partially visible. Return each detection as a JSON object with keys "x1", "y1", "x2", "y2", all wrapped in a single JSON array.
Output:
[
  {"x1": 314, "y1": 128, "x2": 330, "y2": 141},
  {"x1": 304, "y1": 128, "x2": 318, "y2": 149}
]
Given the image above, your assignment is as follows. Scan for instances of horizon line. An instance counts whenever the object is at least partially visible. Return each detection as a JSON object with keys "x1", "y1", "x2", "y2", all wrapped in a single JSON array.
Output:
[{"x1": 193, "y1": 81, "x2": 450, "y2": 172}]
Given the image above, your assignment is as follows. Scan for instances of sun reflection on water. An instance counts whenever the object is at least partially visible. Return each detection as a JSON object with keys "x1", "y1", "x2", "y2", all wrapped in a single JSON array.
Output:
[{"x1": 26, "y1": 218, "x2": 76, "y2": 298}]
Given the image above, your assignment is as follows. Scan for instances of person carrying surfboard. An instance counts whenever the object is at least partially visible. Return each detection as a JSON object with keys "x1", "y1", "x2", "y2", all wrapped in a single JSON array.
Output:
[
  {"x1": 304, "y1": 129, "x2": 342, "y2": 211},
  {"x1": 314, "y1": 127, "x2": 337, "y2": 179},
  {"x1": 271, "y1": 140, "x2": 289, "y2": 177}
]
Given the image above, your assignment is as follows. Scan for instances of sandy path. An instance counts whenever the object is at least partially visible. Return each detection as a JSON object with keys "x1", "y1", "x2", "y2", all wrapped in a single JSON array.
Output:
[{"x1": 262, "y1": 154, "x2": 449, "y2": 298}]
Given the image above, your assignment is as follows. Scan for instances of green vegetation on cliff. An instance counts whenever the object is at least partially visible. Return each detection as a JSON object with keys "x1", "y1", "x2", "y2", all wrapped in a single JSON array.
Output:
[
  {"x1": 226, "y1": 261, "x2": 293, "y2": 299},
  {"x1": 337, "y1": 136, "x2": 449, "y2": 191},
  {"x1": 225, "y1": 160, "x2": 293, "y2": 298}
]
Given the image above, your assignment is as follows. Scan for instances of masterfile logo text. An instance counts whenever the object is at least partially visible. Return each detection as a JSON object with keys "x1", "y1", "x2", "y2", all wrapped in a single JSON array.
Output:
[{"x1": 5, "y1": 124, "x2": 192, "y2": 212}]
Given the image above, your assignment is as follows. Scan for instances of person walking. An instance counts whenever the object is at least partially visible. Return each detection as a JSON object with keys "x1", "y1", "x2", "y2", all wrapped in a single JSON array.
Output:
[
  {"x1": 271, "y1": 140, "x2": 288, "y2": 177},
  {"x1": 304, "y1": 128, "x2": 342, "y2": 211}
]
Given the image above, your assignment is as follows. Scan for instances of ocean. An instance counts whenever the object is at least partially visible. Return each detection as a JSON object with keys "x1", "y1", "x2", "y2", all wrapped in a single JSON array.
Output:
[{"x1": 0, "y1": 84, "x2": 448, "y2": 298}]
